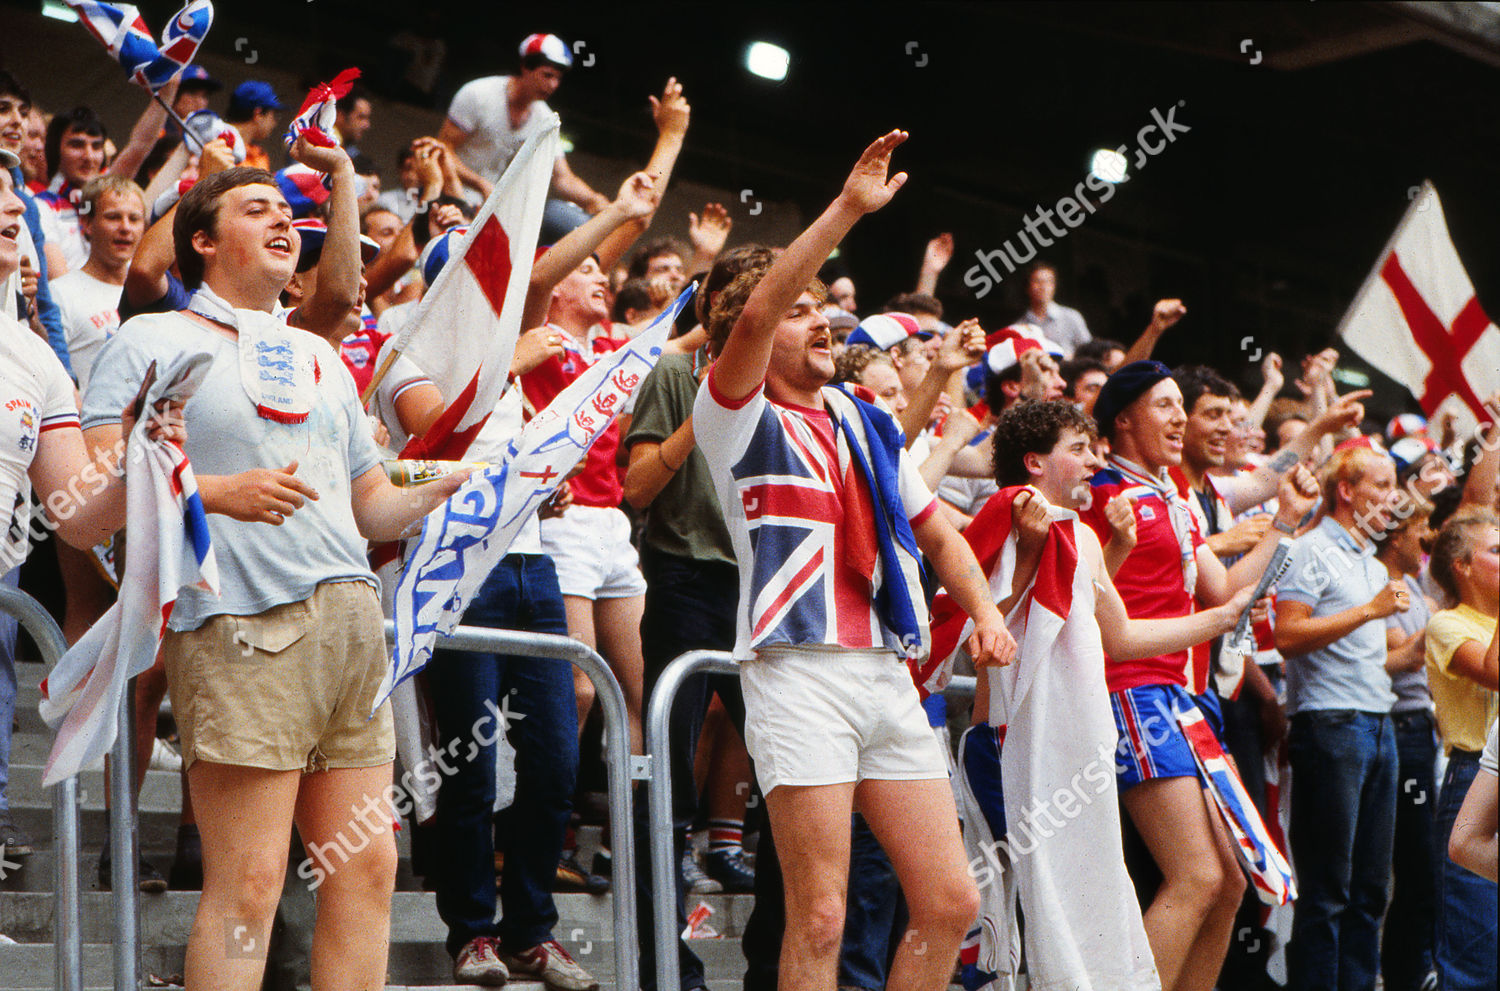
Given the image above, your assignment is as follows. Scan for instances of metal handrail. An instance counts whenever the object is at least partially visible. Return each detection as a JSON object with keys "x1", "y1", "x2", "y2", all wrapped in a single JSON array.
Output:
[
  {"x1": 643, "y1": 648, "x2": 977, "y2": 991},
  {"x1": 382, "y1": 620, "x2": 641, "y2": 991},
  {"x1": 0, "y1": 585, "x2": 82, "y2": 991}
]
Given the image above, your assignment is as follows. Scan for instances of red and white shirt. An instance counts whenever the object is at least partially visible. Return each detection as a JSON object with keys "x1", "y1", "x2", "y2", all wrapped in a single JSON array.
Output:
[{"x1": 520, "y1": 324, "x2": 628, "y2": 508}]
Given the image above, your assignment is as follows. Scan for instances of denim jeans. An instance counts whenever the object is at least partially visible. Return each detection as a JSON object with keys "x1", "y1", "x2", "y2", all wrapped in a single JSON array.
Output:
[
  {"x1": 1432, "y1": 750, "x2": 1498, "y2": 990},
  {"x1": 424, "y1": 554, "x2": 577, "y2": 957},
  {"x1": 839, "y1": 813, "x2": 909, "y2": 991},
  {"x1": 1383, "y1": 710, "x2": 1438, "y2": 991},
  {"x1": 633, "y1": 548, "x2": 744, "y2": 991},
  {"x1": 0, "y1": 567, "x2": 19, "y2": 814},
  {"x1": 1286, "y1": 710, "x2": 1398, "y2": 991}
]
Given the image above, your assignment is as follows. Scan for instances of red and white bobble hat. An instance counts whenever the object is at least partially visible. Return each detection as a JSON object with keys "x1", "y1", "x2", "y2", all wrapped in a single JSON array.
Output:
[
  {"x1": 1385, "y1": 412, "x2": 1429, "y2": 443},
  {"x1": 519, "y1": 33, "x2": 574, "y2": 70},
  {"x1": 984, "y1": 323, "x2": 1064, "y2": 375},
  {"x1": 847, "y1": 312, "x2": 928, "y2": 350}
]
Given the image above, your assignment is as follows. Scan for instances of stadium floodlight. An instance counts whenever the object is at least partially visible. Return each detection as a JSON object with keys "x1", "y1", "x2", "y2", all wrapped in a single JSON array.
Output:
[
  {"x1": 1089, "y1": 148, "x2": 1128, "y2": 185},
  {"x1": 746, "y1": 42, "x2": 790, "y2": 81}
]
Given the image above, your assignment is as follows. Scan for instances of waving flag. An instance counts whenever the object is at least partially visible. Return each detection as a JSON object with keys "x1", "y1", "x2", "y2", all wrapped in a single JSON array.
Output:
[
  {"x1": 1339, "y1": 182, "x2": 1500, "y2": 438},
  {"x1": 38, "y1": 353, "x2": 218, "y2": 786},
  {"x1": 67, "y1": 1, "x2": 213, "y2": 93},
  {"x1": 378, "y1": 286, "x2": 696, "y2": 712},
  {"x1": 382, "y1": 118, "x2": 559, "y2": 462},
  {"x1": 284, "y1": 68, "x2": 360, "y2": 150},
  {"x1": 1178, "y1": 703, "x2": 1297, "y2": 905}
]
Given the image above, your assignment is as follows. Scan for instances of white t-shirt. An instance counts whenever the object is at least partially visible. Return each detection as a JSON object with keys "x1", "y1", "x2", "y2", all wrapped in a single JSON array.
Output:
[
  {"x1": 693, "y1": 379, "x2": 937, "y2": 660},
  {"x1": 0, "y1": 313, "x2": 80, "y2": 572},
  {"x1": 446, "y1": 76, "x2": 563, "y2": 183},
  {"x1": 38, "y1": 180, "x2": 88, "y2": 274},
  {"x1": 50, "y1": 269, "x2": 122, "y2": 393}
]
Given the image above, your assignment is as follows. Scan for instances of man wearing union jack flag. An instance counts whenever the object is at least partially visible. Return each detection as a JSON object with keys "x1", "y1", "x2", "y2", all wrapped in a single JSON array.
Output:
[{"x1": 693, "y1": 130, "x2": 1014, "y2": 991}]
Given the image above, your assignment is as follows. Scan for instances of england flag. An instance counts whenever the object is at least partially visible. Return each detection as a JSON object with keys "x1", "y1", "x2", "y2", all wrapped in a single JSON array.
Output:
[
  {"x1": 1339, "y1": 181, "x2": 1500, "y2": 437},
  {"x1": 378, "y1": 119, "x2": 560, "y2": 462}
]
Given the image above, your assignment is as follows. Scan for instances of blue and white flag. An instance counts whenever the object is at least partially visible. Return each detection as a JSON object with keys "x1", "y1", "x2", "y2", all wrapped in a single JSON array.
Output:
[
  {"x1": 378, "y1": 285, "x2": 696, "y2": 712},
  {"x1": 39, "y1": 352, "x2": 217, "y2": 785}
]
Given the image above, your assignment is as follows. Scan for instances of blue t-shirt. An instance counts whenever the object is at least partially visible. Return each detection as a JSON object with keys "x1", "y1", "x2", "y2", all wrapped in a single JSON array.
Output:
[
  {"x1": 1276, "y1": 516, "x2": 1396, "y2": 715},
  {"x1": 81, "y1": 310, "x2": 382, "y2": 631}
]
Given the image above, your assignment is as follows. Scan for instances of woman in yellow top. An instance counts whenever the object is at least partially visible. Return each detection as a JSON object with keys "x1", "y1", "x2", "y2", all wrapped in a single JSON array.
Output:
[{"x1": 1424, "y1": 508, "x2": 1498, "y2": 990}]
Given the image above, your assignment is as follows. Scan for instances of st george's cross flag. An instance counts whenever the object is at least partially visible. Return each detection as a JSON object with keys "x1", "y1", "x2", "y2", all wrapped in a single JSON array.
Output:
[
  {"x1": 377, "y1": 286, "x2": 697, "y2": 713},
  {"x1": 1339, "y1": 182, "x2": 1500, "y2": 437},
  {"x1": 66, "y1": 0, "x2": 213, "y2": 94},
  {"x1": 379, "y1": 119, "x2": 560, "y2": 463},
  {"x1": 38, "y1": 353, "x2": 218, "y2": 786}
]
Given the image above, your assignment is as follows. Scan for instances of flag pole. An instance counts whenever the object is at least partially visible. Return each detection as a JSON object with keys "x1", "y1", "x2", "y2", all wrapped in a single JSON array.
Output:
[
  {"x1": 1333, "y1": 180, "x2": 1434, "y2": 342},
  {"x1": 149, "y1": 90, "x2": 206, "y2": 155},
  {"x1": 361, "y1": 346, "x2": 402, "y2": 406}
]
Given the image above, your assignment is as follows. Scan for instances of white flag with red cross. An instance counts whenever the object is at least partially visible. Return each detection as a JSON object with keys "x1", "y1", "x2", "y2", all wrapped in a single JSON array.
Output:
[
  {"x1": 385, "y1": 116, "x2": 560, "y2": 462},
  {"x1": 1338, "y1": 182, "x2": 1500, "y2": 435}
]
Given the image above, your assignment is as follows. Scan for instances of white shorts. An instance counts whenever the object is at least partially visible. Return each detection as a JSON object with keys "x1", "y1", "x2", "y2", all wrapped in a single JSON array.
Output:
[
  {"x1": 740, "y1": 645, "x2": 949, "y2": 795},
  {"x1": 539, "y1": 504, "x2": 647, "y2": 600}
]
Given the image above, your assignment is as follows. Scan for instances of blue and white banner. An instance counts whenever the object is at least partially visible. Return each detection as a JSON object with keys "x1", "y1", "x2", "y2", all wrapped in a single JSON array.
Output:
[{"x1": 378, "y1": 285, "x2": 696, "y2": 712}]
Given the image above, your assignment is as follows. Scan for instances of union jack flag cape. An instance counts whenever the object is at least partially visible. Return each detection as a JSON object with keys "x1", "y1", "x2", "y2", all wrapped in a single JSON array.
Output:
[
  {"x1": 38, "y1": 352, "x2": 218, "y2": 785},
  {"x1": 66, "y1": 1, "x2": 213, "y2": 94},
  {"x1": 377, "y1": 286, "x2": 696, "y2": 713}
]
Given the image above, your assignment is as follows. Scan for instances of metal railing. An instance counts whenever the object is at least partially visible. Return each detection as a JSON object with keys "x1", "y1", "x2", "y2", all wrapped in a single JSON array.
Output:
[
  {"x1": 643, "y1": 648, "x2": 977, "y2": 991},
  {"x1": 389, "y1": 621, "x2": 641, "y2": 991},
  {"x1": 0, "y1": 585, "x2": 83, "y2": 991},
  {"x1": 7, "y1": 593, "x2": 641, "y2": 991}
]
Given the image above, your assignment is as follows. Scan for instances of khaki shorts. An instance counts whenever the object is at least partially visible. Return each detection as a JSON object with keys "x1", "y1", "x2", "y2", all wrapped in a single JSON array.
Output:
[{"x1": 162, "y1": 580, "x2": 395, "y2": 773}]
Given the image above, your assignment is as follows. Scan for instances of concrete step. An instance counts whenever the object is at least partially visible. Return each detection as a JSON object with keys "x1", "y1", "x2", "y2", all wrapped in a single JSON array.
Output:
[{"x1": 0, "y1": 936, "x2": 748, "y2": 987}]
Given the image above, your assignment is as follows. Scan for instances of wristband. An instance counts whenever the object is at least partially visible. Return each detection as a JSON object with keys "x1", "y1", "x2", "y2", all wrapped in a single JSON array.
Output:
[{"x1": 1272, "y1": 517, "x2": 1296, "y2": 536}]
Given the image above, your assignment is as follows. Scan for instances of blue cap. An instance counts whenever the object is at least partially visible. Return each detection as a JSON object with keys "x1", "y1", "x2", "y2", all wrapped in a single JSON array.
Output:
[
  {"x1": 229, "y1": 81, "x2": 282, "y2": 115},
  {"x1": 178, "y1": 64, "x2": 221, "y2": 91},
  {"x1": 1092, "y1": 360, "x2": 1174, "y2": 440}
]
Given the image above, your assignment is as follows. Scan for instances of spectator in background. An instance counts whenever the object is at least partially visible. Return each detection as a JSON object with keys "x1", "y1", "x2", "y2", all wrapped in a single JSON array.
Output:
[
  {"x1": 1016, "y1": 262, "x2": 1090, "y2": 356},
  {"x1": 1424, "y1": 510, "x2": 1499, "y2": 991},
  {"x1": 1075, "y1": 336, "x2": 1126, "y2": 373},
  {"x1": 1374, "y1": 501, "x2": 1440, "y2": 991},
  {"x1": 39, "y1": 106, "x2": 108, "y2": 272},
  {"x1": 1060, "y1": 355, "x2": 1108, "y2": 416},
  {"x1": 224, "y1": 82, "x2": 283, "y2": 172},
  {"x1": 626, "y1": 237, "x2": 688, "y2": 294},
  {"x1": 334, "y1": 84, "x2": 373, "y2": 160},
  {"x1": 884, "y1": 290, "x2": 946, "y2": 335},
  {"x1": 0, "y1": 70, "x2": 71, "y2": 375},
  {"x1": 373, "y1": 143, "x2": 421, "y2": 223},
  {"x1": 1275, "y1": 445, "x2": 1406, "y2": 991},
  {"x1": 21, "y1": 107, "x2": 47, "y2": 189},
  {"x1": 171, "y1": 65, "x2": 221, "y2": 122},
  {"x1": 49, "y1": 175, "x2": 143, "y2": 392},
  {"x1": 440, "y1": 33, "x2": 612, "y2": 240}
]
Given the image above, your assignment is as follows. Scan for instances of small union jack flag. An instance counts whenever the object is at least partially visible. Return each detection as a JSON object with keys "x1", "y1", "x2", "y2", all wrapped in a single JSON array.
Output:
[
  {"x1": 66, "y1": 1, "x2": 213, "y2": 94},
  {"x1": 284, "y1": 68, "x2": 360, "y2": 150}
]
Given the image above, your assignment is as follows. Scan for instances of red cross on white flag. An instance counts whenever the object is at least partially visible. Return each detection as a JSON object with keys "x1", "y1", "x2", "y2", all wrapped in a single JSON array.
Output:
[{"x1": 1338, "y1": 181, "x2": 1499, "y2": 436}]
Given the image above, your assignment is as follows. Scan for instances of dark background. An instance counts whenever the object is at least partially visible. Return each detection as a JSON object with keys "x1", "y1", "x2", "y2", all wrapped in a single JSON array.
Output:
[{"x1": 6, "y1": 0, "x2": 1497, "y2": 412}]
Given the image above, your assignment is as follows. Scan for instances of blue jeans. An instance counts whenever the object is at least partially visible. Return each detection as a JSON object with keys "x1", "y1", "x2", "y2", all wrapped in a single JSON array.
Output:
[
  {"x1": 1433, "y1": 750, "x2": 1498, "y2": 990},
  {"x1": 1286, "y1": 710, "x2": 1398, "y2": 991},
  {"x1": 840, "y1": 813, "x2": 909, "y2": 991},
  {"x1": 424, "y1": 554, "x2": 577, "y2": 957},
  {"x1": 0, "y1": 568, "x2": 18, "y2": 814},
  {"x1": 1384, "y1": 710, "x2": 1439, "y2": 991},
  {"x1": 633, "y1": 549, "x2": 743, "y2": 991}
]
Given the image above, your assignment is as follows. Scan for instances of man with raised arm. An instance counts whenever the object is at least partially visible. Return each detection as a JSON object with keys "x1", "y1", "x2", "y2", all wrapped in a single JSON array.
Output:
[{"x1": 692, "y1": 130, "x2": 1013, "y2": 991}]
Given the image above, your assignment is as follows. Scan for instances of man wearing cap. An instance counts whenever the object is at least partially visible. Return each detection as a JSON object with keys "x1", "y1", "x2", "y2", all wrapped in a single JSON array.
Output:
[
  {"x1": 225, "y1": 82, "x2": 283, "y2": 172},
  {"x1": 439, "y1": 33, "x2": 611, "y2": 239},
  {"x1": 1079, "y1": 359, "x2": 1319, "y2": 991},
  {"x1": 1014, "y1": 262, "x2": 1090, "y2": 358},
  {"x1": 172, "y1": 65, "x2": 222, "y2": 122}
]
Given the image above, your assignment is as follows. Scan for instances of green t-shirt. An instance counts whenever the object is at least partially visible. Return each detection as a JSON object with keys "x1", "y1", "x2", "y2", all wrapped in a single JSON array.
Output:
[{"x1": 624, "y1": 352, "x2": 736, "y2": 565}]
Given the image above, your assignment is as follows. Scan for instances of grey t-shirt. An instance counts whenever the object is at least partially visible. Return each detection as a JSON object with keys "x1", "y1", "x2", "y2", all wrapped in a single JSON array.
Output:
[
  {"x1": 1387, "y1": 573, "x2": 1434, "y2": 714},
  {"x1": 1277, "y1": 516, "x2": 1396, "y2": 715},
  {"x1": 81, "y1": 311, "x2": 382, "y2": 631}
]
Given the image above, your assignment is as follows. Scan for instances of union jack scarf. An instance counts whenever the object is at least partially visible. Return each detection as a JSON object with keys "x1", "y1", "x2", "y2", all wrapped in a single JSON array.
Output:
[
  {"x1": 1108, "y1": 453, "x2": 1199, "y2": 595},
  {"x1": 66, "y1": 1, "x2": 213, "y2": 94},
  {"x1": 284, "y1": 68, "x2": 361, "y2": 150}
]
